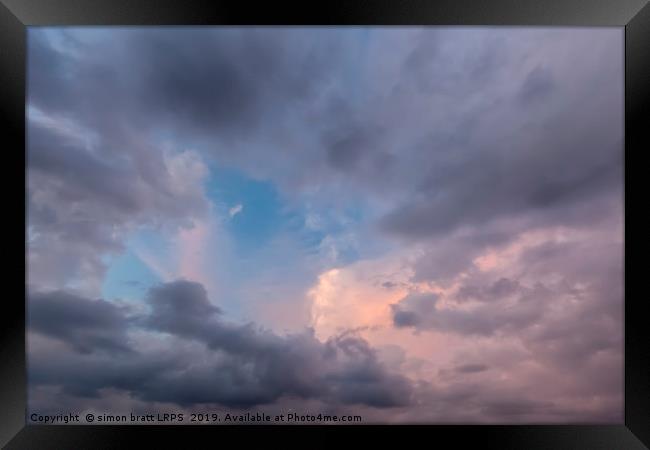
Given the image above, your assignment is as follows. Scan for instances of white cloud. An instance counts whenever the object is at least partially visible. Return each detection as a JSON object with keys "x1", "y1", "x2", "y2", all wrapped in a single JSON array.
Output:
[{"x1": 228, "y1": 203, "x2": 243, "y2": 218}]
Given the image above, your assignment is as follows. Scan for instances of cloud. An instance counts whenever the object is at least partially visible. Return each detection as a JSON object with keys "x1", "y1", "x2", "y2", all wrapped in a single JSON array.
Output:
[
  {"x1": 28, "y1": 28, "x2": 621, "y2": 223},
  {"x1": 28, "y1": 29, "x2": 623, "y2": 282},
  {"x1": 391, "y1": 290, "x2": 544, "y2": 336},
  {"x1": 518, "y1": 65, "x2": 555, "y2": 104},
  {"x1": 372, "y1": 29, "x2": 622, "y2": 243},
  {"x1": 27, "y1": 110, "x2": 210, "y2": 296},
  {"x1": 26, "y1": 27, "x2": 623, "y2": 423},
  {"x1": 28, "y1": 280, "x2": 413, "y2": 410},
  {"x1": 455, "y1": 364, "x2": 489, "y2": 374},
  {"x1": 228, "y1": 203, "x2": 243, "y2": 218},
  {"x1": 28, "y1": 290, "x2": 133, "y2": 354},
  {"x1": 386, "y1": 223, "x2": 622, "y2": 419}
]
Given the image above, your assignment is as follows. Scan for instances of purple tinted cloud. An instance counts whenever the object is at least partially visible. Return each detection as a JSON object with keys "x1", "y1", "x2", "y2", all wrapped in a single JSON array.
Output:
[{"x1": 27, "y1": 27, "x2": 623, "y2": 423}]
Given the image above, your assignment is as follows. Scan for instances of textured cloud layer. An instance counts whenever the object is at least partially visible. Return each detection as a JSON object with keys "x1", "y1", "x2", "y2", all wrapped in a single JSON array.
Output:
[
  {"x1": 29, "y1": 281, "x2": 413, "y2": 410},
  {"x1": 27, "y1": 27, "x2": 623, "y2": 423}
]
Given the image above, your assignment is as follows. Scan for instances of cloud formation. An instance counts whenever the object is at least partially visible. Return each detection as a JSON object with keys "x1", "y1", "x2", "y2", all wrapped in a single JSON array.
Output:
[
  {"x1": 28, "y1": 291, "x2": 134, "y2": 355},
  {"x1": 228, "y1": 204, "x2": 243, "y2": 218},
  {"x1": 27, "y1": 27, "x2": 623, "y2": 423},
  {"x1": 29, "y1": 281, "x2": 413, "y2": 410}
]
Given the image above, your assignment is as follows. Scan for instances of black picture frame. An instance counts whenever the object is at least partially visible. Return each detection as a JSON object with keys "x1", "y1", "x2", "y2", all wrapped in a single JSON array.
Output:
[{"x1": 1, "y1": 1, "x2": 648, "y2": 448}]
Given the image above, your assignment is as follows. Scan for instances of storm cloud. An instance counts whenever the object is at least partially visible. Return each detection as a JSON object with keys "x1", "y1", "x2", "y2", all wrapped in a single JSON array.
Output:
[
  {"x1": 28, "y1": 291, "x2": 133, "y2": 355},
  {"x1": 29, "y1": 281, "x2": 413, "y2": 409}
]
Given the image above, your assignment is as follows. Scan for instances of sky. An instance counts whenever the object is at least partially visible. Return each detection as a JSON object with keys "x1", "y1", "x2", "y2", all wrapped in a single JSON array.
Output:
[{"x1": 26, "y1": 27, "x2": 624, "y2": 423}]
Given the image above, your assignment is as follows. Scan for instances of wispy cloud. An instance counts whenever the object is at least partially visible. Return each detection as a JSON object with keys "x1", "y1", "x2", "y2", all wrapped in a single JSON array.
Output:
[{"x1": 228, "y1": 203, "x2": 243, "y2": 218}]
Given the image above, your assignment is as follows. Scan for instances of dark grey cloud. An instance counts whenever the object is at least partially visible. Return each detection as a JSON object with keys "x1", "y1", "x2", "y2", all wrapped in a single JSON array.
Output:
[
  {"x1": 378, "y1": 129, "x2": 622, "y2": 241},
  {"x1": 325, "y1": 127, "x2": 373, "y2": 171},
  {"x1": 144, "y1": 280, "x2": 221, "y2": 333},
  {"x1": 28, "y1": 280, "x2": 413, "y2": 409},
  {"x1": 375, "y1": 29, "x2": 622, "y2": 242},
  {"x1": 28, "y1": 291, "x2": 133, "y2": 354},
  {"x1": 392, "y1": 309, "x2": 421, "y2": 328},
  {"x1": 28, "y1": 28, "x2": 340, "y2": 146},
  {"x1": 122, "y1": 29, "x2": 337, "y2": 140}
]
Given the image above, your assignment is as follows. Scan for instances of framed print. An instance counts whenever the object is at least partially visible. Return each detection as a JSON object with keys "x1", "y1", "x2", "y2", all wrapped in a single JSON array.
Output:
[{"x1": 1, "y1": 0, "x2": 648, "y2": 448}]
